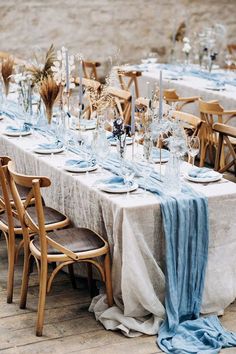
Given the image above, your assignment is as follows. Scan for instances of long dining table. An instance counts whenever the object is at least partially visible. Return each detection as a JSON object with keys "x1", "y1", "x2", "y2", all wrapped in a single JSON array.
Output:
[
  {"x1": 116, "y1": 63, "x2": 236, "y2": 116},
  {"x1": 1, "y1": 105, "x2": 236, "y2": 337}
]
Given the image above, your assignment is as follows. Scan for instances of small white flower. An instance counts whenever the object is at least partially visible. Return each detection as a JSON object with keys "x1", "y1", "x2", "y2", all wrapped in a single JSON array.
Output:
[
  {"x1": 182, "y1": 42, "x2": 191, "y2": 54},
  {"x1": 183, "y1": 37, "x2": 190, "y2": 43}
]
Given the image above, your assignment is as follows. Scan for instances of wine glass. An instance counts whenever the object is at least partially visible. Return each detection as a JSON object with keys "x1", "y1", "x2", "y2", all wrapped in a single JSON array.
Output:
[
  {"x1": 121, "y1": 164, "x2": 135, "y2": 197},
  {"x1": 187, "y1": 136, "x2": 200, "y2": 167},
  {"x1": 135, "y1": 117, "x2": 144, "y2": 157}
]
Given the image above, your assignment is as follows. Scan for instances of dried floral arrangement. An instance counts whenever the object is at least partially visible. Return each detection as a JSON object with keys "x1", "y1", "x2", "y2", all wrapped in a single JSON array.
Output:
[
  {"x1": 27, "y1": 44, "x2": 56, "y2": 85},
  {"x1": 1, "y1": 56, "x2": 14, "y2": 96},
  {"x1": 84, "y1": 70, "x2": 116, "y2": 117},
  {"x1": 39, "y1": 76, "x2": 60, "y2": 124}
]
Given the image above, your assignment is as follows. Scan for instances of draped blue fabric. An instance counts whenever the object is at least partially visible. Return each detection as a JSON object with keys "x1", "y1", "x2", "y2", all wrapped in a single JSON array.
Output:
[{"x1": 101, "y1": 155, "x2": 236, "y2": 353}]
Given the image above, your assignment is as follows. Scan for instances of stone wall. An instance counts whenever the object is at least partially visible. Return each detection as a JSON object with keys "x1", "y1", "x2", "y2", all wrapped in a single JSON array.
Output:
[{"x1": 0, "y1": 0, "x2": 236, "y2": 75}]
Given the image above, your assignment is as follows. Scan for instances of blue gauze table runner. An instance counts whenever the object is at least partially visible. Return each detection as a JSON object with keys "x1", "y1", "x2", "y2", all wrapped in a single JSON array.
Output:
[{"x1": 101, "y1": 155, "x2": 236, "y2": 353}]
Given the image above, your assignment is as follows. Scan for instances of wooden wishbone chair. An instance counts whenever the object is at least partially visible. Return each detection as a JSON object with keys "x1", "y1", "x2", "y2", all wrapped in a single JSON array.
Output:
[
  {"x1": 7, "y1": 161, "x2": 113, "y2": 337},
  {"x1": 82, "y1": 60, "x2": 101, "y2": 81},
  {"x1": 164, "y1": 89, "x2": 199, "y2": 111},
  {"x1": 0, "y1": 157, "x2": 70, "y2": 304},
  {"x1": 106, "y1": 86, "x2": 131, "y2": 125},
  {"x1": 74, "y1": 77, "x2": 101, "y2": 119},
  {"x1": 173, "y1": 111, "x2": 202, "y2": 137},
  {"x1": 213, "y1": 123, "x2": 236, "y2": 175},
  {"x1": 199, "y1": 98, "x2": 236, "y2": 167},
  {"x1": 117, "y1": 69, "x2": 141, "y2": 98}
]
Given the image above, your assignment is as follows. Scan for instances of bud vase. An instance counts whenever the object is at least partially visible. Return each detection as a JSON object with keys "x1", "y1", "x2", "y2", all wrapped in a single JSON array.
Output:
[{"x1": 164, "y1": 153, "x2": 181, "y2": 195}]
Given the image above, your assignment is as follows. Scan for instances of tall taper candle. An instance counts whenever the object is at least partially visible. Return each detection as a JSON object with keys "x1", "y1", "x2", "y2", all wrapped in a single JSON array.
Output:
[
  {"x1": 28, "y1": 81, "x2": 32, "y2": 116},
  {"x1": 131, "y1": 85, "x2": 135, "y2": 135},
  {"x1": 65, "y1": 49, "x2": 70, "y2": 93},
  {"x1": 159, "y1": 70, "x2": 163, "y2": 120},
  {"x1": 79, "y1": 59, "x2": 83, "y2": 107}
]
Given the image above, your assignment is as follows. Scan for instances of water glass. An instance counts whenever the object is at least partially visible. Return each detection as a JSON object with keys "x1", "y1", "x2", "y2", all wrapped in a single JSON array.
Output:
[{"x1": 187, "y1": 136, "x2": 200, "y2": 166}]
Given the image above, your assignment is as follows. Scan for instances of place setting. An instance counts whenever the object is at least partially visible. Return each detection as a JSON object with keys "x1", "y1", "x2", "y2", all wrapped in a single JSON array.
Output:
[{"x1": 1, "y1": 14, "x2": 236, "y2": 354}]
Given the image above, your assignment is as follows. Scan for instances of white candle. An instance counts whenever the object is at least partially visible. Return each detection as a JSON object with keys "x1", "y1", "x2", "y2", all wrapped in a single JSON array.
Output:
[
  {"x1": 146, "y1": 81, "x2": 150, "y2": 99},
  {"x1": 159, "y1": 70, "x2": 163, "y2": 120},
  {"x1": 65, "y1": 49, "x2": 70, "y2": 93},
  {"x1": 131, "y1": 86, "x2": 135, "y2": 135},
  {"x1": 28, "y1": 81, "x2": 32, "y2": 116},
  {"x1": 79, "y1": 59, "x2": 83, "y2": 107}
]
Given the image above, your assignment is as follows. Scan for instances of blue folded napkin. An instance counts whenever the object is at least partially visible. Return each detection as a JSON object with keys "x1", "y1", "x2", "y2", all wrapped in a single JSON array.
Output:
[
  {"x1": 107, "y1": 134, "x2": 132, "y2": 144},
  {"x1": 152, "y1": 148, "x2": 170, "y2": 160},
  {"x1": 37, "y1": 141, "x2": 63, "y2": 150},
  {"x1": 6, "y1": 125, "x2": 30, "y2": 133},
  {"x1": 188, "y1": 167, "x2": 219, "y2": 179},
  {"x1": 65, "y1": 159, "x2": 96, "y2": 168},
  {"x1": 107, "y1": 134, "x2": 117, "y2": 143},
  {"x1": 100, "y1": 176, "x2": 127, "y2": 189}
]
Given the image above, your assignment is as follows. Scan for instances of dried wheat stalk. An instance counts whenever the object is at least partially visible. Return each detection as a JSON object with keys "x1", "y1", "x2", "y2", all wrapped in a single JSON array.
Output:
[
  {"x1": 28, "y1": 44, "x2": 56, "y2": 85},
  {"x1": 39, "y1": 76, "x2": 60, "y2": 124},
  {"x1": 1, "y1": 56, "x2": 14, "y2": 96}
]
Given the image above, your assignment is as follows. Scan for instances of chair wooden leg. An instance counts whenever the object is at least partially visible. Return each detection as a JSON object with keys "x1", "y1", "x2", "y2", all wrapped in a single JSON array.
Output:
[
  {"x1": 68, "y1": 263, "x2": 77, "y2": 289},
  {"x1": 19, "y1": 246, "x2": 31, "y2": 309},
  {"x1": 104, "y1": 253, "x2": 113, "y2": 307},
  {"x1": 87, "y1": 263, "x2": 93, "y2": 298},
  {"x1": 7, "y1": 233, "x2": 15, "y2": 304},
  {"x1": 36, "y1": 261, "x2": 48, "y2": 337},
  {"x1": 199, "y1": 141, "x2": 207, "y2": 167}
]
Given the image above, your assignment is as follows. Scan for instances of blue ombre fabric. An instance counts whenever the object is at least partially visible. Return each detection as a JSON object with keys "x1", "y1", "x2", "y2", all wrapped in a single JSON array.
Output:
[{"x1": 101, "y1": 154, "x2": 236, "y2": 353}]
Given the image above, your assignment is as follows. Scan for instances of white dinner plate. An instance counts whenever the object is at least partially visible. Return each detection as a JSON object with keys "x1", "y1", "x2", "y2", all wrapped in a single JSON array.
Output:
[
  {"x1": 99, "y1": 181, "x2": 139, "y2": 194},
  {"x1": 164, "y1": 76, "x2": 182, "y2": 81},
  {"x1": 152, "y1": 149, "x2": 170, "y2": 163},
  {"x1": 4, "y1": 129, "x2": 31, "y2": 137},
  {"x1": 64, "y1": 164, "x2": 98, "y2": 173},
  {"x1": 34, "y1": 147, "x2": 65, "y2": 154},
  {"x1": 205, "y1": 86, "x2": 225, "y2": 91},
  {"x1": 78, "y1": 119, "x2": 97, "y2": 130},
  {"x1": 109, "y1": 137, "x2": 133, "y2": 146},
  {"x1": 184, "y1": 172, "x2": 222, "y2": 183}
]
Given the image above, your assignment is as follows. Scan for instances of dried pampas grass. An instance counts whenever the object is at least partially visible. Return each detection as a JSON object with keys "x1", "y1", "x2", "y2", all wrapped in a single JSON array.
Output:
[
  {"x1": 1, "y1": 56, "x2": 14, "y2": 96},
  {"x1": 28, "y1": 44, "x2": 56, "y2": 85},
  {"x1": 39, "y1": 76, "x2": 60, "y2": 124}
]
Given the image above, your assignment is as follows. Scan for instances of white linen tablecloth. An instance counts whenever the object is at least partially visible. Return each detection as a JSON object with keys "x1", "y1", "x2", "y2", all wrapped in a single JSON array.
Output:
[
  {"x1": 116, "y1": 65, "x2": 236, "y2": 116},
  {"x1": 1, "y1": 116, "x2": 236, "y2": 337}
]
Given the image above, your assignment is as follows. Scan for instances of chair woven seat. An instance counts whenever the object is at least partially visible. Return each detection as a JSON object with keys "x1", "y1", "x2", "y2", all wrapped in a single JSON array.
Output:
[
  {"x1": 0, "y1": 206, "x2": 66, "y2": 229},
  {"x1": 0, "y1": 184, "x2": 30, "y2": 202},
  {"x1": 32, "y1": 227, "x2": 105, "y2": 255}
]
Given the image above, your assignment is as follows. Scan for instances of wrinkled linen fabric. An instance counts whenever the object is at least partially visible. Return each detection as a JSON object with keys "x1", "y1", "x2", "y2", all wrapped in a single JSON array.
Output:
[
  {"x1": 157, "y1": 189, "x2": 236, "y2": 352},
  {"x1": 99, "y1": 156, "x2": 236, "y2": 352},
  {"x1": 1, "y1": 111, "x2": 236, "y2": 337},
  {"x1": 159, "y1": 315, "x2": 236, "y2": 354}
]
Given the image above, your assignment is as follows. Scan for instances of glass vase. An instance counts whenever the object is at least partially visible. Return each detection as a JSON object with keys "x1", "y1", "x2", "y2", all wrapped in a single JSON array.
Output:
[{"x1": 163, "y1": 153, "x2": 181, "y2": 195}]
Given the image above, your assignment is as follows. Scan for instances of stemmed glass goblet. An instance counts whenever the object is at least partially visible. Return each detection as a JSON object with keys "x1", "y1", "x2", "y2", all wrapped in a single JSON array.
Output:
[{"x1": 187, "y1": 136, "x2": 200, "y2": 167}]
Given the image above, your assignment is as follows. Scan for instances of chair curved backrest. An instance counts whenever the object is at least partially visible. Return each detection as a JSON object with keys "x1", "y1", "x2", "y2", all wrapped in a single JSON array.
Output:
[
  {"x1": 117, "y1": 69, "x2": 141, "y2": 98},
  {"x1": 82, "y1": 60, "x2": 101, "y2": 81},
  {"x1": 0, "y1": 157, "x2": 16, "y2": 232},
  {"x1": 7, "y1": 161, "x2": 50, "y2": 234},
  {"x1": 164, "y1": 89, "x2": 199, "y2": 111},
  {"x1": 199, "y1": 99, "x2": 236, "y2": 166},
  {"x1": 106, "y1": 86, "x2": 132, "y2": 125},
  {"x1": 227, "y1": 44, "x2": 236, "y2": 55},
  {"x1": 74, "y1": 78, "x2": 101, "y2": 120},
  {"x1": 213, "y1": 123, "x2": 236, "y2": 175},
  {"x1": 173, "y1": 111, "x2": 202, "y2": 137}
]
